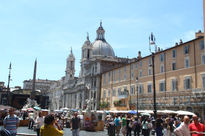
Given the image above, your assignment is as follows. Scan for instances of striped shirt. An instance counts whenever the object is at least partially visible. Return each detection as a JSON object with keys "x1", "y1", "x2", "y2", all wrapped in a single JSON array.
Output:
[{"x1": 3, "y1": 115, "x2": 19, "y2": 134}]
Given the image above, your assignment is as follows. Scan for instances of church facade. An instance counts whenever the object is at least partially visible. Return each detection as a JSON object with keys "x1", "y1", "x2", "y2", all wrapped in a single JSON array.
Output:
[{"x1": 49, "y1": 22, "x2": 133, "y2": 110}]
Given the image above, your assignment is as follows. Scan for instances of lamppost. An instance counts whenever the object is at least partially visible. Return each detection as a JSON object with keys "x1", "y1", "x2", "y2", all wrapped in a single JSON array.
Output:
[
  {"x1": 149, "y1": 32, "x2": 157, "y2": 119},
  {"x1": 7, "y1": 62, "x2": 12, "y2": 106},
  {"x1": 136, "y1": 77, "x2": 139, "y2": 115}
]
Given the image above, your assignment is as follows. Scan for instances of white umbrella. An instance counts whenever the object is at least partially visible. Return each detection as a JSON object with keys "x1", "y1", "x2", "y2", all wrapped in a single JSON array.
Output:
[
  {"x1": 61, "y1": 107, "x2": 69, "y2": 111},
  {"x1": 176, "y1": 110, "x2": 196, "y2": 116},
  {"x1": 157, "y1": 110, "x2": 177, "y2": 115},
  {"x1": 140, "y1": 112, "x2": 151, "y2": 117}
]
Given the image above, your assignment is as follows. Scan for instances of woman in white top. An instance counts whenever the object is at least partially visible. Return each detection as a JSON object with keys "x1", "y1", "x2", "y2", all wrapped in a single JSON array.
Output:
[{"x1": 35, "y1": 112, "x2": 44, "y2": 136}]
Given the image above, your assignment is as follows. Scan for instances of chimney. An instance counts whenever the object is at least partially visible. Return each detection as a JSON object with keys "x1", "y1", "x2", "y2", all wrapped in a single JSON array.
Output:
[
  {"x1": 158, "y1": 47, "x2": 160, "y2": 52},
  {"x1": 175, "y1": 42, "x2": 178, "y2": 46},
  {"x1": 137, "y1": 51, "x2": 141, "y2": 59},
  {"x1": 195, "y1": 30, "x2": 204, "y2": 38},
  {"x1": 179, "y1": 39, "x2": 183, "y2": 44}
]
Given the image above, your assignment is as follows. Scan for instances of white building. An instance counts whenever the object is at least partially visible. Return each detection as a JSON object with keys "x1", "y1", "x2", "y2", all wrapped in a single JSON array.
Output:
[
  {"x1": 23, "y1": 79, "x2": 57, "y2": 95},
  {"x1": 49, "y1": 22, "x2": 134, "y2": 110}
]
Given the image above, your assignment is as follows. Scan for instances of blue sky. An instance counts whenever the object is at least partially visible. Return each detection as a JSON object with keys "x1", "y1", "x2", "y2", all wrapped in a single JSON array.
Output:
[{"x1": 0, "y1": 0, "x2": 203, "y2": 87}]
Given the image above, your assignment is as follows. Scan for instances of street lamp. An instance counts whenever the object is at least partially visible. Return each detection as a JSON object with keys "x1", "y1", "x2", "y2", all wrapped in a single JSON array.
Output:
[
  {"x1": 136, "y1": 77, "x2": 139, "y2": 115},
  {"x1": 149, "y1": 32, "x2": 157, "y2": 119},
  {"x1": 7, "y1": 62, "x2": 12, "y2": 106}
]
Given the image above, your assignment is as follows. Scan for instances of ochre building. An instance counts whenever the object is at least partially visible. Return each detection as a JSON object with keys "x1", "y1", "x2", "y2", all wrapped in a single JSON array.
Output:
[{"x1": 100, "y1": 32, "x2": 205, "y2": 118}]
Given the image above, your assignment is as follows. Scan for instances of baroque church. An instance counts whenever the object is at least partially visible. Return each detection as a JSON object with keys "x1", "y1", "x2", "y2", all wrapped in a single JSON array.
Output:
[{"x1": 49, "y1": 22, "x2": 134, "y2": 110}]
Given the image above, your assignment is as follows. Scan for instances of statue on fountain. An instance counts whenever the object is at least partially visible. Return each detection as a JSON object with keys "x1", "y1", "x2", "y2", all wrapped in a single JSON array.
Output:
[
  {"x1": 85, "y1": 98, "x2": 93, "y2": 116},
  {"x1": 22, "y1": 98, "x2": 39, "y2": 109}
]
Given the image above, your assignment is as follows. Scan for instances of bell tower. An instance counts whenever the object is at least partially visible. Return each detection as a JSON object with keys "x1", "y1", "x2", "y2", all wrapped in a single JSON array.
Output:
[{"x1": 66, "y1": 48, "x2": 75, "y2": 79}]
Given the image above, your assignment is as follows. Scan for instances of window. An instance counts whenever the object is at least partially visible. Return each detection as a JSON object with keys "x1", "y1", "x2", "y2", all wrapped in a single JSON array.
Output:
[
  {"x1": 160, "y1": 64, "x2": 164, "y2": 73},
  {"x1": 202, "y1": 54, "x2": 205, "y2": 64},
  {"x1": 171, "y1": 79, "x2": 177, "y2": 91},
  {"x1": 139, "y1": 70, "x2": 143, "y2": 77},
  {"x1": 103, "y1": 90, "x2": 106, "y2": 98},
  {"x1": 118, "y1": 69, "x2": 121, "y2": 82},
  {"x1": 173, "y1": 97, "x2": 177, "y2": 105},
  {"x1": 184, "y1": 77, "x2": 191, "y2": 90},
  {"x1": 148, "y1": 67, "x2": 152, "y2": 75},
  {"x1": 124, "y1": 66, "x2": 126, "y2": 72},
  {"x1": 147, "y1": 83, "x2": 152, "y2": 93},
  {"x1": 172, "y1": 50, "x2": 176, "y2": 58},
  {"x1": 108, "y1": 90, "x2": 110, "y2": 97},
  {"x1": 184, "y1": 57, "x2": 190, "y2": 68},
  {"x1": 94, "y1": 80, "x2": 96, "y2": 88},
  {"x1": 148, "y1": 57, "x2": 152, "y2": 65},
  {"x1": 184, "y1": 45, "x2": 189, "y2": 54},
  {"x1": 140, "y1": 61, "x2": 142, "y2": 67},
  {"x1": 131, "y1": 86, "x2": 135, "y2": 95},
  {"x1": 103, "y1": 74, "x2": 106, "y2": 85},
  {"x1": 202, "y1": 74, "x2": 205, "y2": 88},
  {"x1": 172, "y1": 62, "x2": 176, "y2": 70},
  {"x1": 200, "y1": 40, "x2": 204, "y2": 50},
  {"x1": 124, "y1": 72, "x2": 127, "y2": 80},
  {"x1": 113, "y1": 88, "x2": 116, "y2": 96},
  {"x1": 138, "y1": 84, "x2": 144, "y2": 94},
  {"x1": 131, "y1": 72, "x2": 134, "y2": 80},
  {"x1": 136, "y1": 63, "x2": 138, "y2": 68},
  {"x1": 108, "y1": 72, "x2": 111, "y2": 83},
  {"x1": 131, "y1": 64, "x2": 134, "y2": 70},
  {"x1": 160, "y1": 53, "x2": 164, "y2": 62},
  {"x1": 95, "y1": 63, "x2": 97, "y2": 73},
  {"x1": 118, "y1": 88, "x2": 121, "y2": 96},
  {"x1": 159, "y1": 81, "x2": 165, "y2": 91},
  {"x1": 113, "y1": 70, "x2": 116, "y2": 82}
]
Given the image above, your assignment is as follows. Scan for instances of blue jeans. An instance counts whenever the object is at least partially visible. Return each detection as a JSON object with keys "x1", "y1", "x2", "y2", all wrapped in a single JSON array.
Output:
[{"x1": 72, "y1": 129, "x2": 79, "y2": 136}]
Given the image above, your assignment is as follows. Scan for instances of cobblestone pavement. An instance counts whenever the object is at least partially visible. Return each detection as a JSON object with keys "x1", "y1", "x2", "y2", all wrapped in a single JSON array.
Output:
[
  {"x1": 1, "y1": 127, "x2": 148, "y2": 136},
  {"x1": 17, "y1": 127, "x2": 109, "y2": 136}
]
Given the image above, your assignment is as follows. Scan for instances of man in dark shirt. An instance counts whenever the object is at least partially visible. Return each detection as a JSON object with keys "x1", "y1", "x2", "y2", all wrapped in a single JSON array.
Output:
[
  {"x1": 155, "y1": 117, "x2": 163, "y2": 136},
  {"x1": 70, "y1": 112, "x2": 80, "y2": 136}
]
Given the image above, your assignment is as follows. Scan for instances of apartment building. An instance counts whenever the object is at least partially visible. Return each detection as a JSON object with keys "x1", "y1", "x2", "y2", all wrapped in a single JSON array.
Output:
[{"x1": 101, "y1": 32, "x2": 205, "y2": 118}]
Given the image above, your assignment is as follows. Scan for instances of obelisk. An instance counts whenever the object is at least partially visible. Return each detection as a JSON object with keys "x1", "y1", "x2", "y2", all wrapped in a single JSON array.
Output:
[{"x1": 30, "y1": 59, "x2": 37, "y2": 100}]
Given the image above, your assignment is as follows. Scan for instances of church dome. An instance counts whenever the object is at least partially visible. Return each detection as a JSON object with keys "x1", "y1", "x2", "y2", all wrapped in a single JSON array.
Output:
[
  {"x1": 92, "y1": 40, "x2": 115, "y2": 57},
  {"x1": 92, "y1": 22, "x2": 115, "y2": 57}
]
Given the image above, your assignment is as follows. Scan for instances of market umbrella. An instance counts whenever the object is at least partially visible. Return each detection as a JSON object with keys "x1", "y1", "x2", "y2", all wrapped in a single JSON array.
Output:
[
  {"x1": 128, "y1": 110, "x2": 137, "y2": 114},
  {"x1": 27, "y1": 108, "x2": 34, "y2": 111},
  {"x1": 176, "y1": 110, "x2": 196, "y2": 116},
  {"x1": 33, "y1": 106, "x2": 41, "y2": 111},
  {"x1": 72, "y1": 109, "x2": 78, "y2": 112},
  {"x1": 140, "y1": 112, "x2": 151, "y2": 117}
]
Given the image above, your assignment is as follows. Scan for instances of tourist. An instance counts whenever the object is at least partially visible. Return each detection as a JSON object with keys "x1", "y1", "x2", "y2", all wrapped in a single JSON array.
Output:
[
  {"x1": 163, "y1": 117, "x2": 174, "y2": 136},
  {"x1": 174, "y1": 116, "x2": 191, "y2": 136},
  {"x1": 121, "y1": 114, "x2": 127, "y2": 136},
  {"x1": 3, "y1": 108, "x2": 20, "y2": 136},
  {"x1": 40, "y1": 114, "x2": 63, "y2": 136},
  {"x1": 55, "y1": 115, "x2": 63, "y2": 130},
  {"x1": 70, "y1": 112, "x2": 80, "y2": 136},
  {"x1": 126, "y1": 114, "x2": 132, "y2": 136},
  {"x1": 107, "y1": 115, "x2": 115, "y2": 136},
  {"x1": 28, "y1": 111, "x2": 35, "y2": 129},
  {"x1": 155, "y1": 116, "x2": 163, "y2": 136},
  {"x1": 189, "y1": 115, "x2": 205, "y2": 136},
  {"x1": 132, "y1": 116, "x2": 141, "y2": 136},
  {"x1": 35, "y1": 112, "x2": 44, "y2": 136},
  {"x1": 114, "y1": 115, "x2": 121, "y2": 136},
  {"x1": 142, "y1": 118, "x2": 150, "y2": 136}
]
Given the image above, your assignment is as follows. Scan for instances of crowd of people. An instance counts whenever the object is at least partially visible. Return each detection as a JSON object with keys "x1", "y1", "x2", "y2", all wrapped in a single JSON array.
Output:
[
  {"x1": 1, "y1": 107, "x2": 205, "y2": 136},
  {"x1": 105, "y1": 114, "x2": 205, "y2": 136},
  {"x1": 0, "y1": 108, "x2": 81, "y2": 136}
]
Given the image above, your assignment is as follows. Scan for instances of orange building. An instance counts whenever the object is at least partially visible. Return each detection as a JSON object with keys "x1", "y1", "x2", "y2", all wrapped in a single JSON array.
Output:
[{"x1": 101, "y1": 32, "x2": 205, "y2": 118}]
